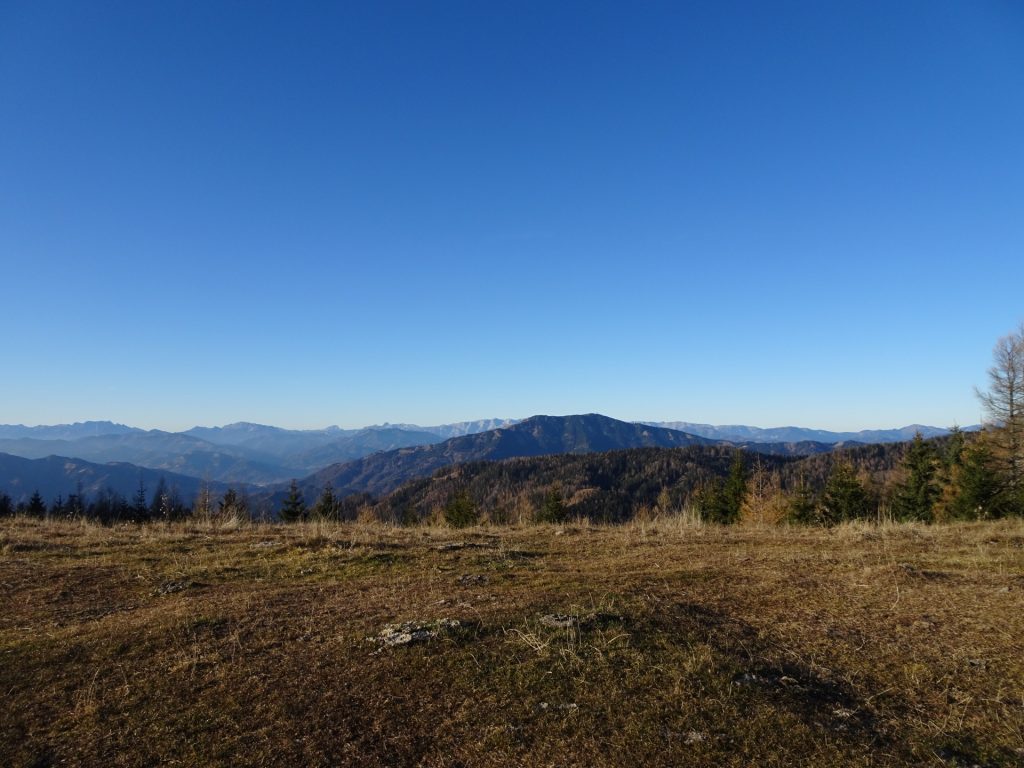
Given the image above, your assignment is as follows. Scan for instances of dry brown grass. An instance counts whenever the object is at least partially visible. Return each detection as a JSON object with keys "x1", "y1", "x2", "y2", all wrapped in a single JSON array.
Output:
[{"x1": 2, "y1": 516, "x2": 1023, "y2": 767}]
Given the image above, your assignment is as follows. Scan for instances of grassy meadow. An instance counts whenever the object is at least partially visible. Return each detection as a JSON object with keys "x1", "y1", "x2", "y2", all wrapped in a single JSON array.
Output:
[{"x1": 2, "y1": 516, "x2": 1023, "y2": 766}]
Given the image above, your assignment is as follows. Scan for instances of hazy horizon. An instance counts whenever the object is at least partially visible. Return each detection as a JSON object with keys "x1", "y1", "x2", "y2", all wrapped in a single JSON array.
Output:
[{"x1": 0, "y1": 412, "x2": 980, "y2": 436}]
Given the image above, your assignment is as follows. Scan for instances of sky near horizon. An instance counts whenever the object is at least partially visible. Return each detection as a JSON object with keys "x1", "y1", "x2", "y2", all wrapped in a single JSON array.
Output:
[{"x1": 2, "y1": 1, "x2": 1022, "y2": 432}]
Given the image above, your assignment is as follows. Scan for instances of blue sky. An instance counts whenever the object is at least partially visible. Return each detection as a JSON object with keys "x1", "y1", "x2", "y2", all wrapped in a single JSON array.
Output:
[{"x1": 1, "y1": 1, "x2": 1022, "y2": 431}]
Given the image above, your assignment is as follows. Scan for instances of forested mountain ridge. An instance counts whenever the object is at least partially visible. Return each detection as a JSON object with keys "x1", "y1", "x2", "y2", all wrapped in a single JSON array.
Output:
[
  {"x1": 365, "y1": 434, "x2": 971, "y2": 525},
  {"x1": 287, "y1": 414, "x2": 719, "y2": 500}
]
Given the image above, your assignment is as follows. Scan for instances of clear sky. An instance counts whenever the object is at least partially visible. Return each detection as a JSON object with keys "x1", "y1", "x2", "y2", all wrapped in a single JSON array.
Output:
[{"x1": 2, "y1": 1, "x2": 1022, "y2": 432}]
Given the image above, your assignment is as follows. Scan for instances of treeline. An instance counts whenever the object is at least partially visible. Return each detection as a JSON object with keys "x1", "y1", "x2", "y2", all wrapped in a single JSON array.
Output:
[{"x1": 0, "y1": 479, "x2": 254, "y2": 524}]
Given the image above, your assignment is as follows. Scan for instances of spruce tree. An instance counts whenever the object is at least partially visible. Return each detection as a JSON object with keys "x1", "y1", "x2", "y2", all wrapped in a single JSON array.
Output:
[
  {"x1": 722, "y1": 451, "x2": 747, "y2": 523},
  {"x1": 696, "y1": 453, "x2": 747, "y2": 524},
  {"x1": 131, "y1": 479, "x2": 148, "y2": 521},
  {"x1": 786, "y1": 476, "x2": 818, "y2": 525},
  {"x1": 695, "y1": 478, "x2": 732, "y2": 524},
  {"x1": 444, "y1": 488, "x2": 478, "y2": 528},
  {"x1": 0, "y1": 492, "x2": 13, "y2": 517},
  {"x1": 947, "y1": 438, "x2": 1006, "y2": 519},
  {"x1": 537, "y1": 486, "x2": 566, "y2": 524},
  {"x1": 27, "y1": 490, "x2": 47, "y2": 517},
  {"x1": 312, "y1": 483, "x2": 338, "y2": 520},
  {"x1": 821, "y1": 461, "x2": 869, "y2": 524},
  {"x1": 891, "y1": 433, "x2": 939, "y2": 522},
  {"x1": 942, "y1": 426, "x2": 966, "y2": 472},
  {"x1": 279, "y1": 480, "x2": 307, "y2": 523}
]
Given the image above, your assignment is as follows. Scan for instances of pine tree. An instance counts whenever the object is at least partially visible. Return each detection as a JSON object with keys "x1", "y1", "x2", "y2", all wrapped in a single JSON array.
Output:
[
  {"x1": 821, "y1": 461, "x2": 869, "y2": 524},
  {"x1": 279, "y1": 480, "x2": 307, "y2": 523},
  {"x1": 0, "y1": 492, "x2": 14, "y2": 517},
  {"x1": 49, "y1": 495, "x2": 66, "y2": 518},
  {"x1": 891, "y1": 433, "x2": 939, "y2": 522}
]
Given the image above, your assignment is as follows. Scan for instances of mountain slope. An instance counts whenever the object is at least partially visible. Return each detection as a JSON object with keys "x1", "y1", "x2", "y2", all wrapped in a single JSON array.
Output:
[
  {"x1": 374, "y1": 436, "x2": 952, "y2": 524},
  {"x1": 296, "y1": 414, "x2": 717, "y2": 499},
  {"x1": 377, "y1": 445, "x2": 790, "y2": 523},
  {"x1": 0, "y1": 452, "x2": 225, "y2": 504}
]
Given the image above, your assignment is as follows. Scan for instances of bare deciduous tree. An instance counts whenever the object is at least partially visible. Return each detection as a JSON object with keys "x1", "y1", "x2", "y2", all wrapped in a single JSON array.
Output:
[{"x1": 976, "y1": 322, "x2": 1024, "y2": 501}]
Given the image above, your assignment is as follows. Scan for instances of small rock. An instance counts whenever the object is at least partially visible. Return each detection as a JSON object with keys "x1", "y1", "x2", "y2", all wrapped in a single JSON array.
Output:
[
  {"x1": 996, "y1": 586, "x2": 1011, "y2": 593},
  {"x1": 539, "y1": 613, "x2": 578, "y2": 629},
  {"x1": 833, "y1": 708, "x2": 855, "y2": 719},
  {"x1": 684, "y1": 730, "x2": 706, "y2": 744},
  {"x1": 457, "y1": 574, "x2": 488, "y2": 586},
  {"x1": 370, "y1": 619, "x2": 461, "y2": 648},
  {"x1": 154, "y1": 580, "x2": 194, "y2": 595}
]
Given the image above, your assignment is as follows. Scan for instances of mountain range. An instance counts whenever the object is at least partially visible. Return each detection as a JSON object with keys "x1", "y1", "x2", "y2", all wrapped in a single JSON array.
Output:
[
  {"x1": 641, "y1": 422, "x2": 969, "y2": 444},
  {"x1": 0, "y1": 415, "x2": 969, "y2": 508}
]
